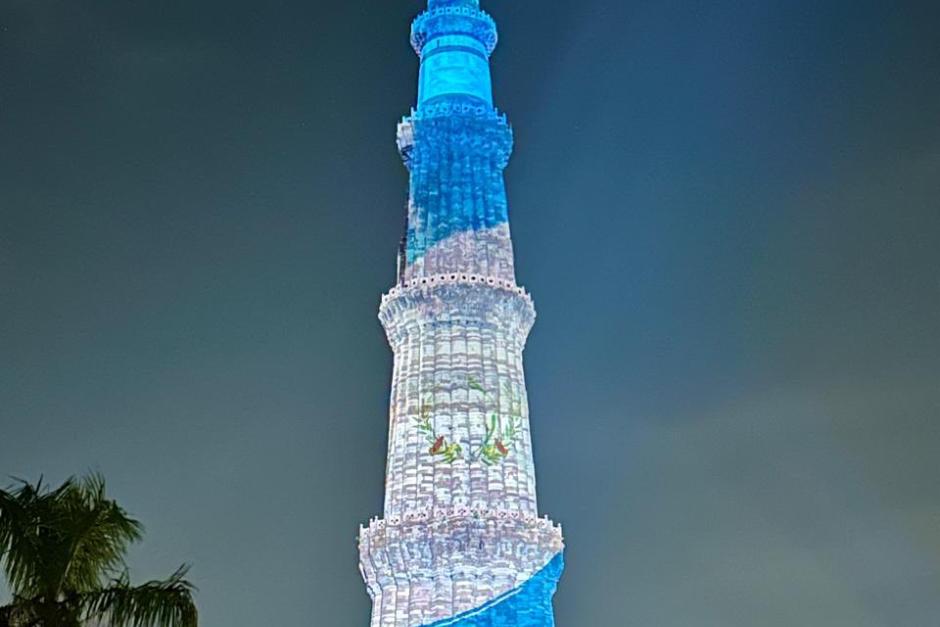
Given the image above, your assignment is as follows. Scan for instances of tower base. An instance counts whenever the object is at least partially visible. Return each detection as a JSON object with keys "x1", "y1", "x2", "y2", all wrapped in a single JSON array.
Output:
[
  {"x1": 359, "y1": 510, "x2": 564, "y2": 627},
  {"x1": 422, "y1": 553, "x2": 564, "y2": 626}
]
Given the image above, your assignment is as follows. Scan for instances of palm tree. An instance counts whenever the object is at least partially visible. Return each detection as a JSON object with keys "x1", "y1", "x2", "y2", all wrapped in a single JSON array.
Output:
[{"x1": 0, "y1": 474, "x2": 197, "y2": 627}]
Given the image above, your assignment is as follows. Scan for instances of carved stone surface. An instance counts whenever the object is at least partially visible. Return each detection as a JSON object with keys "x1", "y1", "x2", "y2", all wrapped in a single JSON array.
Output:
[
  {"x1": 411, "y1": 5, "x2": 498, "y2": 57},
  {"x1": 360, "y1": 513, "x2": 562, "y2": 626},
  {"x1": 359, "y1": 1, "x2": 563, "y2": 625},
  {"x1": 401, "y1": 225, "x2": 516, "y2": 283}
]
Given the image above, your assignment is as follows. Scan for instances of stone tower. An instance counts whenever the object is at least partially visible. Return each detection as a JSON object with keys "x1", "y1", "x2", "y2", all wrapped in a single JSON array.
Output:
[{"x1": 358, "y1": 1, "x2": 565, "y2": 624}]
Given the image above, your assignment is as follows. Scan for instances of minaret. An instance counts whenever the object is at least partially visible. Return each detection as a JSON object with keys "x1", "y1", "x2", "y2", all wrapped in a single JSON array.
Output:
[{"x1": 358, "y1": 1, "x2": 565, "y2": 625}]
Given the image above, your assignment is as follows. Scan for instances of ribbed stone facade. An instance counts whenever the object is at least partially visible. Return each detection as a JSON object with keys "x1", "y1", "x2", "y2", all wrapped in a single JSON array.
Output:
[
  {"x1": 380, "y1": 278, "x2": 537, "y2": 518},
  {"x1": 359, "y1": 1, "x2": 564, "y2": 625},
  {"x1": 359, "y1": 513, "x2": 562, "y2": 626}
]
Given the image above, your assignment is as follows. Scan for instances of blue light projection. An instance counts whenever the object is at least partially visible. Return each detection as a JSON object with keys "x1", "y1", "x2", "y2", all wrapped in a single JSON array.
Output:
[
  {"x1": 419, "y1": 35, "x2": 493, "y2": 105},
  {"x1": 400, "y1": 101, "x2": 513, "y2": 266},
  {"x1": 399, "y1": 0, "x2": 515, "y2": 273},
  {"x1": 422, "y1": 554, "x2": 565, "y2": 627}
]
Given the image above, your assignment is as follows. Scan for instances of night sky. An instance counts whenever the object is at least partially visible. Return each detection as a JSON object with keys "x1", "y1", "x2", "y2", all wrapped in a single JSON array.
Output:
[{"x1": 2, "y1": 0, "x2": 939, "y2": 625}]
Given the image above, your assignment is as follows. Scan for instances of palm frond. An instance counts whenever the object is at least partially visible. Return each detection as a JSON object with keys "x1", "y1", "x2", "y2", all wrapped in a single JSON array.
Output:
[
  {"x1": 0, "y1": 477, "x2": 76, "y2": 598},
  {"x1": 0, "y1": 599, "x2": 40, "y2": 627},
  {"x1": 0, "y1": 475, "x2": 143, "y2": 600},
  {"x1": 56, "y1": 474, "x2": 143, "y2": 595},
  {"x1": 82, "y1": 566, "x2": 197, "y2": 627},
  {"x1": 0, "y1": 603, "x2": 15, "y2": 627},
  {"x1": 1, "y1": 475, "x2": 195, "y2": 627}
]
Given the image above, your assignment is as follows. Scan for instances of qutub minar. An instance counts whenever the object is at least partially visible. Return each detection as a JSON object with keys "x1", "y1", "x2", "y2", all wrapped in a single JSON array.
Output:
[{"x1": 358, "y1": 0, "x2": 565, "y2": 625}]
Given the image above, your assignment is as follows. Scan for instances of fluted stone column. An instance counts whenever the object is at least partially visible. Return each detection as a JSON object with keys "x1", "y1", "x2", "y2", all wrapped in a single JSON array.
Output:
[{"x1": 359, "y1": 2, "x2": 564, "y2": 625}]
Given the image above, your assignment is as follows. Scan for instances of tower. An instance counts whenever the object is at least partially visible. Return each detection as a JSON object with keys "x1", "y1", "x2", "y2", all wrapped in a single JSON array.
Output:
[{"x1": 358, "y1": 1, "x2": 565, "y2": 625}]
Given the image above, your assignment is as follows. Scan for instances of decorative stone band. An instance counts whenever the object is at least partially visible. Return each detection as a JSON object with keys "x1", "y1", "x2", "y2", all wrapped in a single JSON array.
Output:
[
  {"x1": 397, "y1": 103, "x2": 513, "y2": 167},
  {"x1": 385, "y1": 272, "x2": 531, "y2": 300},
  {"x1": 403, "y1": 100, "x2": 511, "y2": 123},
  {"x1": 411, "y1": 7, "x2": 498, "y2": 57},
  {"x1": 379, "y1": 277, "x2": 535, "y2": 350},
  {"x1": 359, "y1": 510, "x2": 563, "y2": 626}
]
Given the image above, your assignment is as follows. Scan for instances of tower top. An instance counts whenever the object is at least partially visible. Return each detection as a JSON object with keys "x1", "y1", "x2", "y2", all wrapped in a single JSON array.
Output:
[{"x1": 411, "y1": 0, "x2": 498, "y2": 106}]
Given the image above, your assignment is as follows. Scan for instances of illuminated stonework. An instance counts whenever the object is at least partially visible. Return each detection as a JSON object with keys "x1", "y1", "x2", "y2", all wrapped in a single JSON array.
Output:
[{"x1": 359, "y1": 1, "x2": 564, "y2": 625}]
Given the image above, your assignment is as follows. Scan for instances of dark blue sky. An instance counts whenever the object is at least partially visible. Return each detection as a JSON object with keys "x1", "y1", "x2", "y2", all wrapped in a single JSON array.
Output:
[{"x1": 2, "y1": 0, "x2": 938, "y2": 625}]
